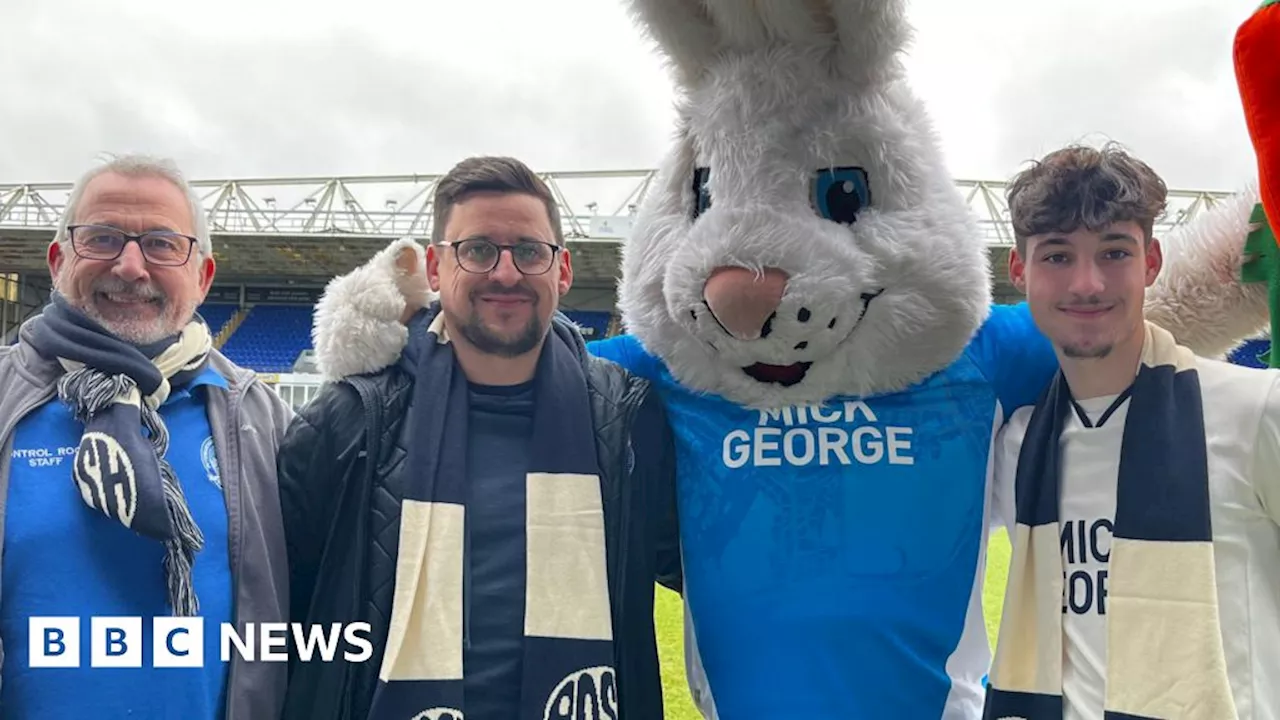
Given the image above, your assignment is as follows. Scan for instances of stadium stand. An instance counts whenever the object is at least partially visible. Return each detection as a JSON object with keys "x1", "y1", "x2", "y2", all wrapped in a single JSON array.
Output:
[
  {"x1": 3, "y1": 169, "x2": 1258, "y2": 410},
  {"x1": 218, "y1": 304, "x2": 315, "y2": 373},
  {"x1": 200, "y1": 304, "x2": 615, "y2": 376},
  {"x1": 197, "y1": 303, "x2": 239, "y2": 339},
  {"x1": 563, "y1": 310, "x2": 612, "y2": 341}
]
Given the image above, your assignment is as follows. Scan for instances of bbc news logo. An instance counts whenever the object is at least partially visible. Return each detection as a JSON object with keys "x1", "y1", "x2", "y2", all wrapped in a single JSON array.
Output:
[{"x1": 29, "y1": 617, "x2": 373, "y2": 668}]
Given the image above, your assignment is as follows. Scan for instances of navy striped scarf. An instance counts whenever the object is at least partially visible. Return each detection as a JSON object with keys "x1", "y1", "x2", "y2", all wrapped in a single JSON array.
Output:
[
  {"x1": 984, "y1": 322, "x2": 1235, "y2": 719},
  {"x1": 24, "y1": 292, "x2": 212, "y2": 616},
  {"x1": 366, "y1": 305, "x2": 618, "y2": 720}
]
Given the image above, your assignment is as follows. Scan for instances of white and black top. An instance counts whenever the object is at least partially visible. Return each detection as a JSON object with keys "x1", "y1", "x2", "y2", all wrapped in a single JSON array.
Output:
[{"x1": 995, "y1": 357, "x2": 1280, "y2": 720}]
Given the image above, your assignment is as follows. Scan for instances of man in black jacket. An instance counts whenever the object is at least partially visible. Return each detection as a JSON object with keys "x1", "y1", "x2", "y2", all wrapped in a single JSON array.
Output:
[{"x1": 276, "y1": 156, "x2": 681, "y2": 720}]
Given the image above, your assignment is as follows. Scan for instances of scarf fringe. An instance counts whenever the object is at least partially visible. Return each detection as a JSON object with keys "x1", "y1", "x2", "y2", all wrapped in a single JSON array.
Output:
[
  {"x1": 58, "y1": 368, "x2": 135, "y2": 423},
  {"x1": 55, "y1": 355, "x2": 206, "y2": 617},
  {"x1": 162, "y1": 467, "x2": 204, "y2": 617}
]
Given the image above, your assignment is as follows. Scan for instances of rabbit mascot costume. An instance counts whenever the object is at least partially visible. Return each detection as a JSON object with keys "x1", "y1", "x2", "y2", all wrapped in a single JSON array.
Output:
[{"x1": 311, "y1": 0, "x2": 1269, "y2": 716}]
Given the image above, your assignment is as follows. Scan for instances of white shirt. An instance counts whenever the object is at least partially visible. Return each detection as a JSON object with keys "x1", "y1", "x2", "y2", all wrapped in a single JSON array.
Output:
[
  {"x1": 1056, "y1": 393, "x2": 1125, "y2": 718},
  {"x1": 994, "y1": 357, "x2": 1280, "y2": 720}
]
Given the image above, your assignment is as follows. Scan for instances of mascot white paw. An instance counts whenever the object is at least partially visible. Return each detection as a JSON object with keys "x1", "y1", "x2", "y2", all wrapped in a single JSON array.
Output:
[{"x1": 312, "y1": 237, "x2": 435, "y2": 381}]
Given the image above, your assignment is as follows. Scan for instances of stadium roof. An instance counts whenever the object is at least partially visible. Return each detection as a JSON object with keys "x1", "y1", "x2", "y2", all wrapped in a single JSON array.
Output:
[{"x1": 0, "y1": 170, "x2": 1236, "y2": 287}]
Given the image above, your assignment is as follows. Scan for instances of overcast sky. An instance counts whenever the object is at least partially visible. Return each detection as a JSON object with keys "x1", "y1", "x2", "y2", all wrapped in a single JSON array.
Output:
[{"x1": 0, "y1": 0, "x2": 1263, "y2": 193}]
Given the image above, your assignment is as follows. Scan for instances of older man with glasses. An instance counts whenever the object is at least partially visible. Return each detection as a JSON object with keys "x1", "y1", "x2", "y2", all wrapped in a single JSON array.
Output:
[
  {"x1": 276, "y1": 155, "x2": 681, "y2": 720},
  {"x1": 0, "y1": 154, "x2": 294, "y2": 719}
]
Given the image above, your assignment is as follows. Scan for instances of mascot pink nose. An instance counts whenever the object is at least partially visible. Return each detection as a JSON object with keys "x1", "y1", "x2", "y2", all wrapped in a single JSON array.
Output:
[{"x1": 702, "y1": 266, "x2": 789, "y2": 341}]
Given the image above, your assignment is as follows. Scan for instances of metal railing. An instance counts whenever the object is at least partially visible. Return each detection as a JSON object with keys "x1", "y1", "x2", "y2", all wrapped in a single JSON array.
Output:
[
  {"x1": 0, "y1": 172, "x2": 1237, "y2": 246},
  {"x1": 257, "y1": 373, "x2": 324, "y2": 409}
]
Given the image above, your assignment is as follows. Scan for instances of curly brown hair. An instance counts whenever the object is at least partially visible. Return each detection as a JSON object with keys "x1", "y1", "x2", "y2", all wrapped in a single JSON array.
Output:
[{"x1": 1006, "y1": 142, "x2": 1168, "y2": 254}]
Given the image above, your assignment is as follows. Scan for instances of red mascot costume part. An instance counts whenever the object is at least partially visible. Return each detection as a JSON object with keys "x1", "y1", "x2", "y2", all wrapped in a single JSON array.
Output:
[{"x1": 1237, "y1": 0, "x2": 1280, "y2": 365}]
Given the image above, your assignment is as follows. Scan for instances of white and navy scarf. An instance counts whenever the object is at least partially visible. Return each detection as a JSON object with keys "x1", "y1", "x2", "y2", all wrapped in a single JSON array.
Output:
[
  {"x1": 366, "y1": 305, "x2": 618, "y2": 720},
  {"x1": 984, "y1": 322, "x2": 1236, "y2": 719},
  {"x1": 25, "y1": 292, "x2": 212, "y2": 617}
]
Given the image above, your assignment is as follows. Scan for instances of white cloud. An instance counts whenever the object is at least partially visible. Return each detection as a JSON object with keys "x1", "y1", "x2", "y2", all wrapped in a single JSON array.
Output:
[{"x1": 0, "y1": 0, "x2": 1264, "y2": 192}]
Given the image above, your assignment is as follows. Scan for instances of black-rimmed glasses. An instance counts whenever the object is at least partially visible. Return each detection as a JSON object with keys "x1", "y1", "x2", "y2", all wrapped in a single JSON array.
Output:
[
  {"x1": 66, "y1": 224, "x2": 199, "y2": 267},
  {"x1": 441, "y1": 238, "x2": 561, "y2": 275}
]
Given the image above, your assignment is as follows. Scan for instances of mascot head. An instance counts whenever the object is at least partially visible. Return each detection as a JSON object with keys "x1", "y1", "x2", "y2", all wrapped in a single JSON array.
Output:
[{"x1": 618, "y1": 0, "x2": 991, "y2": 408}]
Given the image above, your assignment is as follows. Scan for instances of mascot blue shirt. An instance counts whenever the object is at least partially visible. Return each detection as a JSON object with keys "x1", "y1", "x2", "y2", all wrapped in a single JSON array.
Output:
[{"x1": 592, "y1": 303, "x2": 1055, "y2": 718}]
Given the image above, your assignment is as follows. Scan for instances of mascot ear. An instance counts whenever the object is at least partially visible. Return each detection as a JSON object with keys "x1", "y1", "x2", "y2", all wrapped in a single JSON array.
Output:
[
  {"x1": 625, "y1": 0, "x2": 910, "y2": 88},
  {"x1": 826, "y1": 0, "x2": 912, "y2": 84},
  {"x1": 624, "y1": 0, "x2": 722, "y2": 86}
]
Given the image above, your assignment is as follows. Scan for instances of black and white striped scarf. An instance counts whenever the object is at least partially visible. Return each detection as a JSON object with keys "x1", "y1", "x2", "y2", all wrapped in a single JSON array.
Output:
[
  {"x1": 366, "y1": 304, "x2": 618, "y2": 720},
  {"x1": 984, "y1": 321, "x2": 1236, "y2": 719},
  {"x1": 25, "y1": 292, "x2": 212, "y2": 617}
]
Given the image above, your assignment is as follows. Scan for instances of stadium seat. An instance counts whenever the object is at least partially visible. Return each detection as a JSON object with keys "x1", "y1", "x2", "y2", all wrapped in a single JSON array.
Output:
[
  {"x1": 197, "y1": 303, "x2": 239, "y2": 338},
  {"x1": 218, "y1": 305, "x2": 315, "y2": 373},
  {"x1": 211, "y1": 305, "x2": 611, "y2": 374},
  {"x1": 562, "y1": 310, "x2": 612, "y2": 341}
]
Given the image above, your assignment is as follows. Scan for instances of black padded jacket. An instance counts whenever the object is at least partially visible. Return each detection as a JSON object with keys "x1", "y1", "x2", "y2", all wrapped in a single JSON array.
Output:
[{"x1": 275, "y1": 319, "x2": 682, "y2": 720}]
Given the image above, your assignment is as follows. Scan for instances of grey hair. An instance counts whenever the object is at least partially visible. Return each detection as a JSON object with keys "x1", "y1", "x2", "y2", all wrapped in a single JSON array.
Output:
[{"x1": 55, "y1": 153, "x2": 212, "y2": 258}]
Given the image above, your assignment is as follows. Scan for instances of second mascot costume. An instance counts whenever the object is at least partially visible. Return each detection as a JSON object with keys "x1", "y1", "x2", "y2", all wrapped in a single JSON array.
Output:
[
  {"x1": 1238, "y1": 0, "x2": 1280, "y2": 367},
  {"x1": 313, "y1": 0, "x2": 1271, "y2": 716}
]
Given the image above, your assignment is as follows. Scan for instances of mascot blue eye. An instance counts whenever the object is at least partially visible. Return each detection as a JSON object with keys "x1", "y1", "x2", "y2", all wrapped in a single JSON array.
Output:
[
  {"x1": 813, "y1": 167, "x2": 870, "y2": 225},
  {"x1": 692, "y1": 167, "x2": 712, "y2": 219}
]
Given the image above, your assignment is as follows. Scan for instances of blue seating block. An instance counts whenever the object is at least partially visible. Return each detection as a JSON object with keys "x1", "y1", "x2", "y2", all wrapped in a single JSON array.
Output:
[
  {"x1": 197, "y1": 303, "x2": 238, "y2": 337},
  {"x1": 219, "y1": 305, "x2": 314, "y2": 373},
  {"x1": 563, "y1": 310, "x2": 612, "y2": 340}
]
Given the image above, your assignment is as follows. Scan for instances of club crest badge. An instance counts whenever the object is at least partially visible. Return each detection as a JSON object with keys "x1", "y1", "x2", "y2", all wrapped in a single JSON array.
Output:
[{"x1": 201, "y1": 436, "x2": 221, "y2": 489}]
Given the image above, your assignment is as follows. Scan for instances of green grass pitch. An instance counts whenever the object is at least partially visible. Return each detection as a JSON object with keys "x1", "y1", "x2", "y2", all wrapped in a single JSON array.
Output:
[{"x1": 653, "y1": 529, "x2": 1014, "y2": 718}]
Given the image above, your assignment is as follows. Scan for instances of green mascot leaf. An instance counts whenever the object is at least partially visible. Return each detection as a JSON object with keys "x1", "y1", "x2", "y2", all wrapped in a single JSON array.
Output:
[{"x1": 1241, "y1": 202, "x2": 1279, "y2": 365}]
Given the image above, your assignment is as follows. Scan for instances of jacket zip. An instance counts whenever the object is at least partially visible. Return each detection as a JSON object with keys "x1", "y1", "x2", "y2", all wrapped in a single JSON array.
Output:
[
  {"x1": 347, "y1": 374, "x2": 385, "y2": 716},
  {"x1": 224, "y1": 380, "x2": 245, "y2": 720},
  {"x1": 609, "y1": 380, "x2": 645, "y2": 700}
]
